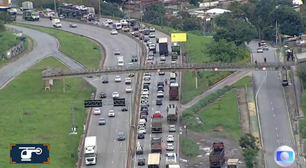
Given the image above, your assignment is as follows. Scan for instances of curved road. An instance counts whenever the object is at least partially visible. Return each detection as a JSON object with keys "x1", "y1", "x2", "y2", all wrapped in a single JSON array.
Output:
[{"x1": 250, "y1": 41, "x2": 297, "y2": 168}]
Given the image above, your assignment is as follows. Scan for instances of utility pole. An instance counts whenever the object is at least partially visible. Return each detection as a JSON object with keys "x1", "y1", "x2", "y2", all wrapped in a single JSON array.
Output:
[
  {"x1": 71, "y1": 102, "x2": 76, "y2": 133},
  {"x1": 53, "y1": 0, "x2": 57, "y2": 17},
  {"x1": 98, "y1": 0, "x2": 101, "y2": 22},
  {"x1": 275, "y1": 20, "x2": 278, "y2": 47}
]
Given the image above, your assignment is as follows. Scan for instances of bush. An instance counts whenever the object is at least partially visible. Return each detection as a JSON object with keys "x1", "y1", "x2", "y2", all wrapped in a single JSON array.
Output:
[
  {"x1": 180, "y1": 137, "x2": 199, "y2": 159},
  {"x1": 182, "y1": 86, "x2": 232, "y2": 131}
]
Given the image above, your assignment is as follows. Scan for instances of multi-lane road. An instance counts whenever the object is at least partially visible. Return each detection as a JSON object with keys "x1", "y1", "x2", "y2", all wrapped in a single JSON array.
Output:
[{"x1": 250, "y1": 41, "x2": 298, "y2": 168}]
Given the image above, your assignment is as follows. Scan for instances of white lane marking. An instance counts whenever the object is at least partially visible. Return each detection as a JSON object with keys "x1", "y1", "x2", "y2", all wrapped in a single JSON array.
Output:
[
  {"x1": 113, "y1": 150, "x2": 115, "y2": 153},
  {"x1": 152, "y1": 108, "x2": 154, "y2": 111},
  {"x1": 116, "y1": 129, "x2": 118, "y2": 132},
  {"x1": 275, "y1": 127, "x2": 278, "y2": 130},
  {"x1": 271, "y1": 108, "x2": 274, "y2": 111},
  {"x1": 275, "y1": 121, "x2": 276, "y2": 124},
  {"x1": 117, "y1": 121, "x2": 119, "y2": 124},
  {"x1": 114, "y1": 140, "x2": 116, "y2": 142},
  {"x1": 276, "y1": 134, "x2": 279, "y2": 137},
  {"x1": 121, "y1": 142, "x2": 123, "y2": 146},
  {"x1": 271, "y1": 102, "x2": 273, "y2": 104},
  {"x1": 112, "y1": 161, "x2": 114, "y2": 164},
  {"x1": 273, "y1": 114, "x2": 275, "y2": 117}
]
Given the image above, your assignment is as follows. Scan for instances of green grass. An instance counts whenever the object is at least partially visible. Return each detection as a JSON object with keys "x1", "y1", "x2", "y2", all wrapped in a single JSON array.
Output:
[
  {"x1": 0, "y1": 57, "x2": 94, "y2": 167},
  {"x1": 232, "y1": 76, "x2": 252, "y2": 88},
  {"x1": 0, "y1": 31, "x2": 20, "y2": 53},
  {"x1": 14, "y1": 23, "x2": 101, "y2": 68},
  {"x1": 180, "y1": 137, "x2": 199, "y2": 160},
  {"x1": 300, "y1": 91, "x2": 306, "y2": 139},
  {"x1": 198, "y1": 90, "x2": 241, "y2": 140}
]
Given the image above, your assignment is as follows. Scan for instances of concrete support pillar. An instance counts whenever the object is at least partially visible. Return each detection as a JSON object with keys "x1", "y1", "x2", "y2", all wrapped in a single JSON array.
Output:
[
  {"x1": 45, "y1": 80, "x2": 50, "y2": 91},
  {"x1": 195, "y1": 71, "x2": 198, "y2": 89}
]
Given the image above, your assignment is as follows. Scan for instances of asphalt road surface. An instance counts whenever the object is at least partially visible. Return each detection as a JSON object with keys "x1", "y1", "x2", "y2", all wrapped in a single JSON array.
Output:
[
  {"x1": 15, "y1": 16, "x2": 142, "y2": 168},
  {"x1": 250, "y1": 41, "x2": 297, "y2": 168},
  {"x1": 134, "y1": 32, "x2": 182, "y2": 167}
]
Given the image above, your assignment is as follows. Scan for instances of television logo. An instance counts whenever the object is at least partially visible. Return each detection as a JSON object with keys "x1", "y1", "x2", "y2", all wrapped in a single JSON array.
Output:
[
  {"x1": 274, "y1": 145, "x2": 295, "y2": 167},
  {"x1": 10, "y1": 144, "x2": 49, "y2": 164}
]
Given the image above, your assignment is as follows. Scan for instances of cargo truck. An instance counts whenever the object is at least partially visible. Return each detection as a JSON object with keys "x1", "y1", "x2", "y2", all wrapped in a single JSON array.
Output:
[
  {"x1": 84, "y1": 136, "x2": 97, "y2": 165},
  {"x1": 158, "y1": 38, "x2": 169, "y2": 56},
  {"x1": 23, "y1": 10, "x2": 39, "y2": 21},
  {"x1": 21, "y1": 1, "x2": 34, "y2": 10},
  {"x1": 171, "y1": 42, "x2": 180, "y2": 55},
  {"x1": 151, "y1": 137, "x2": 162, "y2": 153},
  {"x1": 209, "y1": 142, "x2": 225, "y2": 168},
  {"x1": 166, "y1": 104, "x2": 178, "y2": 123},
  {"x1": 169, "y1": 83, "x2": 179, "y2": 100},
  {"x1": 151, "y1": 117, "x2": 162, "y2": 133},
  {"x1": 8, "y1": 9, "x2": 17, "y2": 21}
]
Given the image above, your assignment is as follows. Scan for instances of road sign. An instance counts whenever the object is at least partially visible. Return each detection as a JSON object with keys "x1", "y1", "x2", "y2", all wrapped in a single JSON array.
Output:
[
  {"x1": 113, "y1": 98, "x2": 126, "y2": 107},
  {"x1": 84, "y1": 100, "x2": 102, "y2": 108},
  {"x1": 171, "y1": 33, "x2": 187, "y2": 42}
]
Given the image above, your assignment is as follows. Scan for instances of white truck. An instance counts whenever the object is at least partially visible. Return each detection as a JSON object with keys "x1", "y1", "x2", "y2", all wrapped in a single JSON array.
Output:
[
  {"x1": 166, "y1": 153, "x2": 177, "y2": 168},
  {"x1": 117, "y1": 56, "x2": 124, "y2": 66},
  {"x1": 52, "y1": 19, "x2": 62, "y2": 28},
  {"x1": 84, "y1": 136, "x2": 97, "y2": 165},
  {"x1": 168, "y1": 165, "x2": 180, "y2": 168}
]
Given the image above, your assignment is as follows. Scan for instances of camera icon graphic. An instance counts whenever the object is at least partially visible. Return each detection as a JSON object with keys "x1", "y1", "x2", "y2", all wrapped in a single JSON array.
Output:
[{"x1": 274, "y1": 145, "x2": 295, "y2": 167}]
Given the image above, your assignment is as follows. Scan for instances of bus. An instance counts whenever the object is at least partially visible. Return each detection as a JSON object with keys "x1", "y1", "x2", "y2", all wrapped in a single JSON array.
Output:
[{"x1": 148, "y1": 153, "x2": 160, "y2": 168}]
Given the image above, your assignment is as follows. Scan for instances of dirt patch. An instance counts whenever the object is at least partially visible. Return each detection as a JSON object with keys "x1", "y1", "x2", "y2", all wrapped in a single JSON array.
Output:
[
  {"x1": 237, "y1": 88, "x2": 251, "y2": 134},
  {"x1": 179, "y1": 130, "x2": 246, "y2": 168}
]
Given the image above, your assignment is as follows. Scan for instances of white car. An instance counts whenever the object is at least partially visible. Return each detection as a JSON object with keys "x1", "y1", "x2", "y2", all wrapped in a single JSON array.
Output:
[
  {"x1": 171, "y1": 60, "x2": 177, "y2": 64},
  {"x1": 111, "y1": 29, "x2": 118, "y2": 35},
  {"x1": 143, "y1": 76, "x2": 151, "y2": 84},
  {"x1": 166, "y1": 135, "x2": 174, "y2": 142},
  {"x1": 94, "y1": 108, "x2": 101, "y2": 115},
  {"x1": 115, "y1": 76, "x2": 121, "y2": 82},
  {"x1": 144, "y1": 73, "x2": 151, "y2": 77},
  {"x1": 114, "y1": 49, "x2": 120, "y2": 55},
  {"x1": 126, "y1": 86, "x2": 133, "y2": 93},
  {"x1": 138, "y1": 127, "x2": 146, "y2": 134},
  {"x1": 157, "y1": 91, "x2": 164, "y2": 98},
  {"x1": 103, "y1": 22, "x2": 109, "y2": 27},
  {"x1": 155, "y1": 111, "x2": 161, "y2": 114},
  {"x1": 160, "y1": 55, "x2": 166, "y2": 61},
  {"x1": 106, "y1": 19, "x2": 113, "y2": 24},
  {"x1": 141, "y1": 89, "x2": 149, "y2": 95},
  {"x1": 166, "y1": 143, "x2": 174, "y2": 151},
  {"x1": 108, "y1": 110, "x2": 115, "y2": 117},
  {"x1": 257, "y1": 47, "x2": 263, "y2": 53},
  {"x1": 125, "y1": 78, "x2": 132, "y2": 84},
  {"x1": 149, "y1": 33, "x2": 155, "y2": 38},
  {"x1": 158, "y1": 71, "x2": 165, "y2": 75},
  {"x1": 146, "y1": 57, "x2": 154, "y2": 64},
  {"x1": 149, "y1": 27, "x2": 155, "y2": 32},
  {"x1": 112, "y1": 92, "x2": 119, "y2": 98},
  {"x1": 120, "y1": 19, "x2": 128, "y2": 26}
]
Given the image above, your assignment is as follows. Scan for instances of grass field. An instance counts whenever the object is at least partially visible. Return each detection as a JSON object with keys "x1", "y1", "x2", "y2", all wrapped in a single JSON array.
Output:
[
  {"x1": 232, "y1": 76, "x2": 252, "y2": 88},
  {"x1": 180, "y1": 137, "x2": 200, "y2": 160},
  {"x1": 15, "y1": 23, "x2": 101, "y2": 69},
  {"x1": 300, "y1": 92, "x2": 306, "y2": 139},
  {"x1": 0, "y1": 31, "x2": 20, "y2": 53},
  {"x1": 198, "y1": 90, "x2": 241, "y2": 140},
  {"x1": 0, "y1": 57, "x2": 94, "y2": 167}
]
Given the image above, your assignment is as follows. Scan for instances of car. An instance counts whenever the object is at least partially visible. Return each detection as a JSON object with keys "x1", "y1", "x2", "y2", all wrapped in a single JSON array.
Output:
[
  {"x1": 257, "y1": 47, "x2": 263, "y2": 53},
  {"x1": 103, "y1": 22, "x2": 109, "y2": 27},
  {"x1": 166, "y1": 143, "x2": 174, "y2": 151},
  {"x1": 117, "y1": 132, "x2": 126, "y2": 141},
  {"x1": 69, "y1": 23, "x2": 77, "y2": 28},
  {"x1": 125, "y1": 77, "x2": 132, "y2": 84},
  {"x1": 157, "y1": 86, "x2": 164, "y2": 92},
  {"x1": 122, "y1": 107, "x2": 128, "y2": 111},
  {"x1": 134, "y1": 31, "x2": 140, "y2": 37},
  {"x1": 143, "y1": 76, "x2": 151, "y2": 84},
  {"x1": 98, "y1": 118, "x2": 106, "y2": 125},
  {"x1": 144, "y1": 73, "x2": 151, "y2": 77},
  {"x1": 156, "y1": 99, "x2": 163, "y2": 105},
  {"x1": 108, "y1": 110, "x2": 115, "y2": 117},
  {"x1": 102, "y1": 76, "x2": 108, "y2": 83},
  {"x1": 100, "y1": 92, "x2": 106, "y2": 98},
  {"x1": 128, "y1": 73, "x2": 135, "y2": 77},
  {"x1": 115, "y1": 76, "x2": 121, "y2": 82},
  {"x1": 144, "y1": 37, "x2": 150, "y2": 42},
  {"x1": 94, "y1": 108, "x2": 101, "y2": 115},
  {"x1": 171, "y1": 60, "x2": 177, "y2": 64},
  {"x1": 160, "y1": 55, "x2": 166, "y2": 61},
  {"x1": 137, "y1": 157, "x2": 146, "y2": 166},
  {"x1": 169, "y1": 125, "x2": 176, "y2": 132},
  {"x1": 149, "y1": 33, "x2": 155, "y2": 38},
  {"x1": 126, "y1": 86, "x2": 133, "y2": 93},
  {"x1": 138, "y1": 127, "x2": 146, "y2": 134},
  {"x1": 143, "y1": 29, "x2": 150, "y2": 35},
  {"x1": 166, "y1": 135, "x2": 174, "y2": 142},
  {"x1": 157, "y1": 82, "x2": 164, "y2": 87},
  {"x1": 149, "y1": 27, "x2": 155, "y2": 32},
  {"x1": 157, "y1": 91, "x2": 164, "y2": 98},
  {"x1": 146, "y1": 41, "x2": 153, "y2": 46},
  {"x1": 141, "y1": 89, "x2": 149, "y2": 95},
  {"x1": 111, "y1": 29, "x2": 118, "y2": 35},
  {"x1": 158, "y1": 71, "x2": 165, "y2": 75},
  {"x1": 139, "y1": 35, "x2": 145, "y2": 40},
  {"x1": 143, "y1": 84, "x2": 150, "y2": 90},
  {"x1": 131, "y1": 55, "x2": 138, "y2": 62},
  {"x1": 263, "y1": 45, "x2": 269, "y2": 50},
  {"x1": 138, "y1": 132, "x2": 145, "y2": 139},
  {"x1": 112, "y1": 92, "x2": 119, "y2": 98},
  {"x1": 114, "y1": 49, "x2": 121, "y2": 55},
  {"x1": 122, "y1": 26, "x2": 130, "y2": 32},
  {"x1": 106, "y1": 19, "x2": 113, "y2": 24},
  {"x1": 148, "y1": 51, "x2": 154, "y2": 57}
]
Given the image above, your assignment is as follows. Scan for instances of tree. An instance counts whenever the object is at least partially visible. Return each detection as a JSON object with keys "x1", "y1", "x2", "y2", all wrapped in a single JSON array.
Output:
[
  {"x1": 0, "y1": 11, "x2": 12, "y2": 23},
  {"x1": 206, "y1": 39, "x2": 249, "y2": 63},
  {"x1": 100, "y1": 2, "x2": 124, "y2": 18},
  {"x1": 243, "y1": 148, "x2": 258, "y2": 168},
  {"x1": 227, "y1": 1, "x2": 244, "y2": 15},
  {"x1": 240, "y1": 134, "x2": 259, "y2": 168},
  {"x1": 143, "y1": 4, "x2": 167, "y2": 25},
  {"x1": 0, "y1": 20, "x2": 5, "y2": 32},
  {"x1": 239, "y1": 133, "x2": 258, "y2": 149}
]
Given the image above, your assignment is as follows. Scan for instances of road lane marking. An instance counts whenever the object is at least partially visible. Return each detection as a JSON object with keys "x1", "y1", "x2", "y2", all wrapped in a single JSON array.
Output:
[
  {"x1": 112, "y1": 161, "x2": 114, "y2": 164},
  {"x1": 275, "y1": 127, "x2": 278, "y2": 130},
  {"x1": 275, "y1": 121, "x2": 276, "y2": 124},
  {"x1": 273, "y1": 114, "x2": 275, "y2": 117},
  {"x1": 272, "y1": 108, "x2": 274, "y2": 111},
  {"x1": 276, "y1": 134, "x2": 279, "y2": 137},
  {"x1": 121, "y1": 142, "x2": 123, "y2": 146},
  {"x1": 114, "y1": 140, "x2": 116, "y2": 142},
  {"x1": 113, "y1": 150, "x2": 115, "y2": 153},
  {"x1": 116, "y1": 129, "x2": 117, "y2": 132},
  {"x1": 271, "y1": 102, "x2": 273, "y2": 104}
]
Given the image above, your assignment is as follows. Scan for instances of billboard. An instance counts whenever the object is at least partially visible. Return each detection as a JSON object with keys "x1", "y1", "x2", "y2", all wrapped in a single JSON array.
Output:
[
  {"x1": 0, "y1": 0, "x2": 11, "y2": 9},
  {"x1": 171, "y1": 33, "x2": 187, "y2": 42}
]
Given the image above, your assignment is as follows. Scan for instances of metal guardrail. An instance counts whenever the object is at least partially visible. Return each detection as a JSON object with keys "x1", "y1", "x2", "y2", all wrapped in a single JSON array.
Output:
[{"x1": 1, "y1": 28, "x2": 26, "y2": 60}]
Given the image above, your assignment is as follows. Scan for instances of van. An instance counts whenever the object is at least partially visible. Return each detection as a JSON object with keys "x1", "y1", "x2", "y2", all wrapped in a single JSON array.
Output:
[
  {"x1": 115, "y1": 23, "x2": 122, "y2": 30},
  {"x1": 141, "y1": 94, "x2": 149, "y2": 100},
  {"x1": 136, "y1": 141, "x2": 143, "y2": 154},
  {"x1": 52, "y1": 19, "x2": 62, "y2": 28}
]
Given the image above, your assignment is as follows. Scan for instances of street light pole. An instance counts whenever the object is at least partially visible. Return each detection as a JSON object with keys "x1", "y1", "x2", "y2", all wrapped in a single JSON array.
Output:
[
  {"x1": 53, "y1": 0, "x2": 57, "y2": 17},
  {"x1": 98, "y1": 0, "x2": 101, "y2": 22},
  {"x1": 71, "y1": 102, "x2": 76, "y2": 133}
]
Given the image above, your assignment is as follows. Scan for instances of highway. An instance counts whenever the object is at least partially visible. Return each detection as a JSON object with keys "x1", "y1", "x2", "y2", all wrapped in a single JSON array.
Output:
[
  {"x1": 250, "y1": 41, "x2": 297, "y2": 168},
  {"x1": 135, "y1": 31, "x2": 182, "y2": 167}
]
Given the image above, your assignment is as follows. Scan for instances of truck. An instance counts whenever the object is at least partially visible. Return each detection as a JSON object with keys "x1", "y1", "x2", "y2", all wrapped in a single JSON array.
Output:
[
  {"x1": 151, "y1": 137, "x2": 162, "y2": 153},
  {"x1": 165, "y1": 153, "x2": 177, "y2": 168},
  {"x1": 52, "y1": 19, "x2": 62, "y2": 28},
  {"x1": 158, "y1": 38, "x2": 169, "y2": 56},
  {"x1": 171, "y1": 42, "x2": 180, "y2": 55},
  {"x1": 8, "y1": 9, "x2": 17, "y2": 21},
  {"x1": 117, "y1": 56, "x2": 124, "y2": 66},
  {"x1": 84, "y1": 136, "x2": 97, "y2": 165},
  {"x1": 169, "y1": 83, "x2": 179, "y2": 100},
  {"x1": 23, "y1": 10, "x2": 39, "y2": 21},
  {"x1": 209, "y1": 142, "x2": 225, "y2": 168},
  {"x1": 168, "y1": 165, "x2": 180, "y2": 168},
  {"x1": 151, "y1": 114, "x2": 162, "y2": 133},
  {"x1": 21, "y1": 1, "x2": 34, "y2": 10},
  {"x1": 166, "y1": 104, "x2": 178, "y2": 123}
]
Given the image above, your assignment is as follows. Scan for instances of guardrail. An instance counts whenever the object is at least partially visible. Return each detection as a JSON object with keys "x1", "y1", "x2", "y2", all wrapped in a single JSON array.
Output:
[{"x1": 1, "y1": 27, "x2": 26, "y2": 60}]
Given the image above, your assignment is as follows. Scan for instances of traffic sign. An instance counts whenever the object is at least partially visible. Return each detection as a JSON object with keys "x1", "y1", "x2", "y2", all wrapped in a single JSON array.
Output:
[
  {"x1": 84, "y1": 100, "x2": 102, "y2": 108},
  {"x1": 113, "y1": 98, "x2": 126, "y2": 107}
]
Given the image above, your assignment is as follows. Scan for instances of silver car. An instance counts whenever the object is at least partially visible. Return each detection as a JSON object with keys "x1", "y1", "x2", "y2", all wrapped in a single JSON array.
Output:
[{"x1": 114, "y1": 49, "x2": 121, "y2": 55}]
